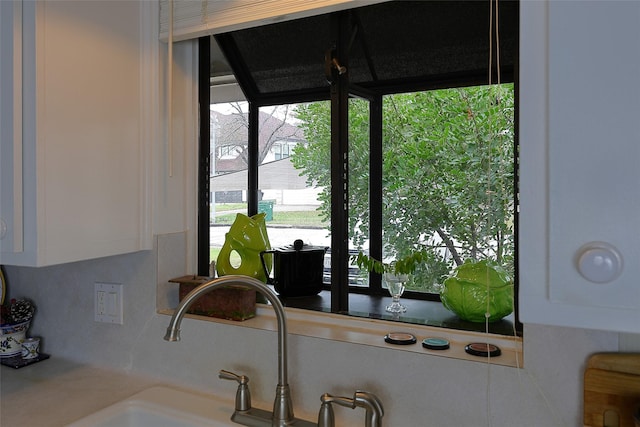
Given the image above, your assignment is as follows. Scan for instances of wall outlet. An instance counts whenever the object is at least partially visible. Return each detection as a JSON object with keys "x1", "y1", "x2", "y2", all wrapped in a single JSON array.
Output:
[{"x1": 94, "y1": 282, "x2": 123, "y2": 324}]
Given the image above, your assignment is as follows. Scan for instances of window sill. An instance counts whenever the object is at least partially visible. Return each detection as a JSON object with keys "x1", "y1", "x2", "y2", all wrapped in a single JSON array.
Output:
[
  {"x1": 158, "y1": 304, "x2": 523, "y2": 369},
  {"x1": 279, "y1": 289, "x2": 519, "y2": 337}
]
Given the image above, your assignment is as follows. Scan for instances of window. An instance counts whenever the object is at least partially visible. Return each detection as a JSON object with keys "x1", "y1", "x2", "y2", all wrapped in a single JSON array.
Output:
[
  {"x1": 273, "y1": 141, "x2": 296, "y2": 160},
  {"x1": 200, "y1": 1, "x2": 520, "y2": 335},
  {"x1": 208, "y1": 101, "x2": 327, "y2": 250}
]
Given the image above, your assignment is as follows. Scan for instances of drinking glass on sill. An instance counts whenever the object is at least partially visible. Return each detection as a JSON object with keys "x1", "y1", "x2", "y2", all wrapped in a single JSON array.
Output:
[{"x1": 384, "y1": 273, "x2": 409, "y2": 313}]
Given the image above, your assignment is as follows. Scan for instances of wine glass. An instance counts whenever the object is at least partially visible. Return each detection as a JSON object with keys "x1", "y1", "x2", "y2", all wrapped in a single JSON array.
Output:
[{"x1": 384, "y1": 273, "x2": 409, "y2": 313}]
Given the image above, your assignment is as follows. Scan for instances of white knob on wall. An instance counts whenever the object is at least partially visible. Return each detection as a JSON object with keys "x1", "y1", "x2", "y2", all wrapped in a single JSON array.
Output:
[{"x1": 576, "y1": 242, "x2": 623, "y2": 284}]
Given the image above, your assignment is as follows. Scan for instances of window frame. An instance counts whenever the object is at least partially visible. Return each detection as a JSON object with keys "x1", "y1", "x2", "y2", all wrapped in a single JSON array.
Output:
[{"x1": 199, "y1": 14, "x2": 521, "y2": 333}]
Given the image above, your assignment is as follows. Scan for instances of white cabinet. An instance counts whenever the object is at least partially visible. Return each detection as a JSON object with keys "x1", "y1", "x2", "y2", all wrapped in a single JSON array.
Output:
[
  {"x1": 519, "y1": 0, "x2": 640, "y2": 333},
  {"x1": 0, "y1": 1, "x2": 153, "y2": 266}
]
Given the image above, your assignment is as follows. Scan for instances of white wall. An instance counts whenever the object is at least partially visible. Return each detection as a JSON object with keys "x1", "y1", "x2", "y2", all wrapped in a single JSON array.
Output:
[{"x1": 3, "y1": 238, "x2": 628, "y2": 426}]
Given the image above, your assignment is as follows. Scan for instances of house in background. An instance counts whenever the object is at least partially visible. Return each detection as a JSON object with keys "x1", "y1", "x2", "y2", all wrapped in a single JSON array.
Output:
[
  {"x1": 210, "y1": 108, "x2": 321, "y2": 206},
  {"x1": 212, "y1": 108, "x2": 305, "y2": 174}
]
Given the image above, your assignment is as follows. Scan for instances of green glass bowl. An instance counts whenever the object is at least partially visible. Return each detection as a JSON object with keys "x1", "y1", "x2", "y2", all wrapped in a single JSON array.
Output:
[{"x1": 440, "y1": 260, "x2": 514, "y2": 323}]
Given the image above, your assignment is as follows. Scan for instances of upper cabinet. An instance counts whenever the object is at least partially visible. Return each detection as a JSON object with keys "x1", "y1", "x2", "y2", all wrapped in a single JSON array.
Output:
[
  {"x1": 0, "y1": 1, "x2": 154, "y2": 266},
  {"x1": 519, "y1": 1, "x2": 640, "y2": 333}
]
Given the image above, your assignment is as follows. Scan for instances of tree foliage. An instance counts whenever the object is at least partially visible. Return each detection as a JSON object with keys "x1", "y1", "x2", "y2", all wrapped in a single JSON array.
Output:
[{"x1": 291, "y1": 85, "x2": 515, "y2": 291}]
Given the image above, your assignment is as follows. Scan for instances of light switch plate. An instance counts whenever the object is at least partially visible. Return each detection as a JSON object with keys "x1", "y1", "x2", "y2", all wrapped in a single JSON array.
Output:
[{"x1": 94, "y1": 282, "x2": 123, "y2": 324}]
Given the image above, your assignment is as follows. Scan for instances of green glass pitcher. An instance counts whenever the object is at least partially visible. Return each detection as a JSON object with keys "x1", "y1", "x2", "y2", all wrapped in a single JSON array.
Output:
[{"x1": 216, "y1": 213, "x2": 272, "y2": 282}]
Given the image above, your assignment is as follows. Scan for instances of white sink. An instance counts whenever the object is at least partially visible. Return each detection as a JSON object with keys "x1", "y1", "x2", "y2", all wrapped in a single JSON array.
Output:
[{"x1": 65, "y1": 386, "x2": 236, "y2": 427}]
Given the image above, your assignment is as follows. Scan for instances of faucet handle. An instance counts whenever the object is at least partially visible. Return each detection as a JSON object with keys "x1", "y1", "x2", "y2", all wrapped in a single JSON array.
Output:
[
  {"x1": 319, "y1": 391, "x2": 384, "y2": 427},
  {"x1": 219, "y1": 369, "x2": 249, "y2": 384},
  {"x1": 321, "y1": 392, "x2": 356, "y2": 409},
  {"x1": 219, "y1": 369, "x2": 251, "y2": 411},
  {"x1": 318, "y1": 393, "x2": 356, "y2": 427},
  {"x1": 354, "y1": 391, "x2": 384, "y2": 427},
  {"x1": 318, "y1": 394, "x2": 336, "y2": 427}
]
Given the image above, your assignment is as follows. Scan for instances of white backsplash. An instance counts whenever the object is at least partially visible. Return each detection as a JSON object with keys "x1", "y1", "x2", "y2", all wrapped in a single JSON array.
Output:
[{"x1": 3, "y1": 233, "x2": 631, "y2": 426}]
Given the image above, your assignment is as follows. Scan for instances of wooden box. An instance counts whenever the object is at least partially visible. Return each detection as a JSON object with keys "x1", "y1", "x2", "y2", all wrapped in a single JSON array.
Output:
[
  {"x1": 170, "y1": 275, "x2": 256, "y2": 321},
  {"x1": 584, "y1": 353, "x2": 640, "y2": 427}
]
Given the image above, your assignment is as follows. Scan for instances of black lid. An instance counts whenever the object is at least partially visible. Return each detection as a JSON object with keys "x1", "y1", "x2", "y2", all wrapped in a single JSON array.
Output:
[{"x1": 275, "y1": 239, "x2": 328, "y2": 254}]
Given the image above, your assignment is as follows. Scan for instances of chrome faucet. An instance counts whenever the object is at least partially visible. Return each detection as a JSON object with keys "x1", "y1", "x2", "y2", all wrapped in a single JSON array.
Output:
[
  {"x1": 318, "y1": 391, "x2": 384, "y2": 427},
  {"x1": 164, "y1": 275, "x2": 315, "y2": 427}
]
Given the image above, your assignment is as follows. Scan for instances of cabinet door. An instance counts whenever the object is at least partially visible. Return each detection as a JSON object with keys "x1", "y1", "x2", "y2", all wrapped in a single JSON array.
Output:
[
  {"x1": 519, "y1": 0, "x2": 640, "y2": 333},
  {"x1": 1, "y1": 1, "x2": 152, "y2": 266},
  {"x1": 0, "y1": 1, "x2": 25, "y2": 258}
]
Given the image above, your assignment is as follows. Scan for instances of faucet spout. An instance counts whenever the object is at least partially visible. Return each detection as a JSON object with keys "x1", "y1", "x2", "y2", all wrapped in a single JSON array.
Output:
[{"x1": 164, "y1": 275, "x2": 314, "y2": 427}]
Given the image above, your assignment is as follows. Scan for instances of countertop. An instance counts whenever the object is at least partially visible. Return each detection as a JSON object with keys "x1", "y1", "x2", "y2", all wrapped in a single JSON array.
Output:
[{"x1": 0, "y1": 357, "x2": 163, "y2": 426}]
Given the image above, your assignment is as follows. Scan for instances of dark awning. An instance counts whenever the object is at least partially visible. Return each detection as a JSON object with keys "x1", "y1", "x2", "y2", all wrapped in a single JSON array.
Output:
[{"x1": 214, "y1": 1, "x2": 518, "y2": 105}]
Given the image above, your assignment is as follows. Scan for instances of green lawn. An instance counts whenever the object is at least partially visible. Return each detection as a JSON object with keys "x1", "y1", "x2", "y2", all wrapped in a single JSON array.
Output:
[{"x1": 214, "y1": 203, "x2": 247, "y2": 212}]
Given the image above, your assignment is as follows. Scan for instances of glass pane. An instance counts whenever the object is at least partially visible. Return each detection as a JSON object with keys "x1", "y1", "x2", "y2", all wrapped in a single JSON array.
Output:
[
  {"x1": 290, "y1": 101, "x2": 332, "y2": 283},
  {"x1": 257, "y1": 104, "x2": 330, "y2": 252},
  {"x1": 209, "y1": 101, "x2": 250, "y2": 265},
  {"x1": 348, "y1": 97, "x2": 371, "y2": 287},
  {"x1": 209, "y1": 101, "x2": 332, "y2": 277},
  {"x1": 382, "y1": 85, "x2": 515, "y2": 294}
]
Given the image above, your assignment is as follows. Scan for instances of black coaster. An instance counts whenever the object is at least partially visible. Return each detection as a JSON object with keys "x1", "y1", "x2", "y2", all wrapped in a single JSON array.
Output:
[
  {"x1": 422, "y1": 337, "x2": 450, "y2": 350},
  {"x1": 384, "y1": 332, "x2": 417, "y2": 345},
  {"x1": 465, "y1": 343, "x2": 501, "y2": 357}
]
